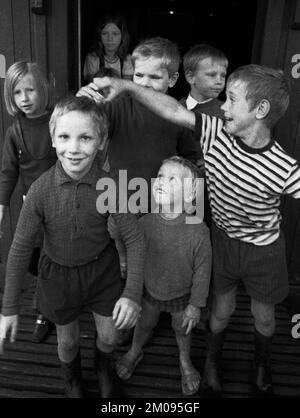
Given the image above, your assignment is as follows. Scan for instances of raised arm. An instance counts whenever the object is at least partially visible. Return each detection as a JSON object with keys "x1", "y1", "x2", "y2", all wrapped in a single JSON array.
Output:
[{"x1": 93, "y1": 77, "x2": 196, "y2": 131}]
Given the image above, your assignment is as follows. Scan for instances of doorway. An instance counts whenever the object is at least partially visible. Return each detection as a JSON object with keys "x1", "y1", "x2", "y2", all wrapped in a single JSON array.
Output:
[{"x1": 76, "y1": 0, "x2": 258, "y2": 98}]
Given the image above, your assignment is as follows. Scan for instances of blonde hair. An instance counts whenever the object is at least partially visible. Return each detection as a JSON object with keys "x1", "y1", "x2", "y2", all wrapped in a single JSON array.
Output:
[
  {"x1": 4, "y1": 61, "x2": 53, "y2": 116},
  {"x1": 49, "y1": 95, "x2": 108, "y2": 148},
  {"x1": 183, "y1": 43, "x2": 228, "y2": 79},
  {"x1": 132, "y1": 37, "x2": 180, "y2": 77}
]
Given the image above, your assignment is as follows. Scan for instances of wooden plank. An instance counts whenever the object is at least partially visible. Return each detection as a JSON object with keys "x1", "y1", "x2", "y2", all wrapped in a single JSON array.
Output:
[{"x1": 11, "y1": 0, "x2": 32, "y2": 61}]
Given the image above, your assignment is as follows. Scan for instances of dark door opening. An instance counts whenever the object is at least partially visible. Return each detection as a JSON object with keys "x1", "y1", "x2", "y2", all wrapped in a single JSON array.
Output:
[{"x1": 79, "y1": 0, "x2": 258, "y2": 99}]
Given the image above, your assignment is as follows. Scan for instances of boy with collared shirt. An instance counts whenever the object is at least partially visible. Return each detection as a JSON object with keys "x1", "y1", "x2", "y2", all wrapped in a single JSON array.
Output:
[
  {"x1": 180, "y1": 43, "x2": 228, "y2": 119},
  {"x1": 93, "y1": 64, "x2": 299, "y2": 397},
  {"x1": 0, "y1": 96, "x2": 145, "y2": 398}
]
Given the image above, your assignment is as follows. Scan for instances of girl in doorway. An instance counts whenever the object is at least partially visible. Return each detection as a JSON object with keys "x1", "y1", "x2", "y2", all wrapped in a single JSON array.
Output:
[
  {"x1": 0, "y1": 61, "x2": 57, "y2": 343},
  {"x1": 83, "y1": 13, "x2": 133, "y2": 82}
]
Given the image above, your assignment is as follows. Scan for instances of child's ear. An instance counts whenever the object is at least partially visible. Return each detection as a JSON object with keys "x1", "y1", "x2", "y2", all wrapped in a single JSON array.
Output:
[
  {"x1": 185, "y1": 71, "x2": 194, "y2": 85},
  {"x1": 256, "y1": 99, "x2": 271, "y2": 120},
  {"x1": 168, "y1": 71, "x2": 179, "y2": 88}
]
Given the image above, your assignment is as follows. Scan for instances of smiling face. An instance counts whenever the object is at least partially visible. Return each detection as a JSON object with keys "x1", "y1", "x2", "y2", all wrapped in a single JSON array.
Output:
[
  {"x1": 52, "y1": 111, "x2": 101, "y2": 180},
  {"x1": 133, "y1": 56, "x2": 178, "y2": 93},
  {"x1": 101, "y1": 23, "x2": 122, "y2": 55},
  {"x1": 221, "y1": 80, "x2": 258, "y2": 138},
  {"x1": 153, "y1": 162, "x2": 189, "y2": 212},
  {"x1": 13, "y1": 73, "x2": 42, "y2": 118},
  {"x1": 187, "y1": 58, "x2": 227, "y2": 102}
]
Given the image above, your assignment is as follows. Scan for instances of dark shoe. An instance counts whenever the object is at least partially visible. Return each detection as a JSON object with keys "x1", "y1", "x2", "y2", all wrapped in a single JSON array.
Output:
[
  {"x1": 202, "y1": 329, "x2": 226, "y2": 396},
  {"x1": 253, "y1": 362, "x2": 273, "y2": 397},
  {"x1": 32, "y1": 314, "x2": 53, "y2": 343},
  {"x1": 253, "y1": 329, "x2": 274, "y2": 397},
  {"x1": 202, "y1": 358, "x2": 222, "y2": 394},
  {"x1": 60, "y1": 352, "x2": 83, "y2": 398},
  {"x1": 94, "y1": 345, "x2": 122, "y2": 398}
]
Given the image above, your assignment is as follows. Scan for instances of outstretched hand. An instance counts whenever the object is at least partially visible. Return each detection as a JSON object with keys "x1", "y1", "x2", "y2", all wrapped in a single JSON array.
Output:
[
  {"x1": 0, "y1": 314, "x2": 18, "y2": 354},
  {"x1": 181, "y1": 304, "x2": 200, "y2": 335},
  {"x1": 112, "y1": 297, "x2": 141, "y2": 330}
]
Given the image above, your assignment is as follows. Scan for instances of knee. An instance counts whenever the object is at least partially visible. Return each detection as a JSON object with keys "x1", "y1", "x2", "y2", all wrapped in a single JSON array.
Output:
[
  {"x1": 251, "y1": 304, "x2": 274, "y2": 328},
  {"x1": 98, "y1": 327, "x2": 119, "y2": 348},
  {"x1": 214, "y1": 299, "x2": 235, "y2": 323},
  {"x1": 171, "y1": 317, "x2": 184, "y2": 336},
  {"x1": 58, "y1": 337, "x2": 79, "y2": 354}
]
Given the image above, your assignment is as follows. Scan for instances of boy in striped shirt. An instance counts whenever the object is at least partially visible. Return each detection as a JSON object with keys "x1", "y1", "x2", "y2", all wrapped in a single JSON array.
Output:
[{"x1": 92, "y1": 64, "x2": 299, "y2": 396}]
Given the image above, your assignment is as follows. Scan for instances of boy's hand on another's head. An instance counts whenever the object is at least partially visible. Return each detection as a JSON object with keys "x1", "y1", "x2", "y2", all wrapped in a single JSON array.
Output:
[
  {"x1": 181, "y1": 304, "x2": 200, "y2": 335},
  {"x1": 93, "y1": 77, "x2": 127, "y2": 101},
  {"x1": 0, "y1": 314, "x2": 18, "y2": 354},
  {"x1": 76, "y1": 83, "x2": 105, "y2": 104},
  {"x1": 112, "y1": 297, "x2": 141, "y2": 330}
]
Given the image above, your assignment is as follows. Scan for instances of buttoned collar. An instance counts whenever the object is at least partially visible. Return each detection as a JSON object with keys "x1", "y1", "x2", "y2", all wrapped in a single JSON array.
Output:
[
  {"x1": 186, "y1": 94, "x2": 213, "y2": 110},
  {"x1": 55, "y1": 152, "x2": 105, "y2": 187}
]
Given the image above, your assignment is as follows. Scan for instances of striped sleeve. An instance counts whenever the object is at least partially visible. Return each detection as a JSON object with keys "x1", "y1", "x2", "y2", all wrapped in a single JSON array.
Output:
[
  {"x1": 283, "y1": 162, "x2": 300, "y2": 198},
  {"x1": 194, "y1": 113, "x2": 224, "y2": 155}
]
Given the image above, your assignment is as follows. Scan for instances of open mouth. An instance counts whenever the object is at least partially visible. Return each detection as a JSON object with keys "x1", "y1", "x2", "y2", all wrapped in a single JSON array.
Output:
[{"x1": 67, "y1": 157, "x2": 83, "y2": 163}]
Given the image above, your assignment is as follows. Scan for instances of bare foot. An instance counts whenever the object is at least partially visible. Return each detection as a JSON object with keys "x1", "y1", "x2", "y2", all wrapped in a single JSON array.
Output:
[
  {"x1": 115, "y1": 350, "x2": 143, "y2": 380},
  {"x1": 179, "y1": 362, "x2": 201, "y2": 396}
]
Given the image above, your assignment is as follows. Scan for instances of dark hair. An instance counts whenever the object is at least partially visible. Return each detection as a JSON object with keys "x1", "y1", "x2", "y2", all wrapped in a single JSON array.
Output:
[
  {"x1": 94, "y1": 67, "x2": 120, "y2": 79},
  {"x1": 90, "y1": 13, "x2": 130, "y2": 63},
  {"x1": 227, "y1": 64, "x2": 290, "y2": 127}
]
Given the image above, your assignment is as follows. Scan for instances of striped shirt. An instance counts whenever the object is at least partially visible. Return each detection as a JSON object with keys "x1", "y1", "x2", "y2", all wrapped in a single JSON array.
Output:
[{"x1": 195, "y1": 113, "x2": 300, "y2": 245}]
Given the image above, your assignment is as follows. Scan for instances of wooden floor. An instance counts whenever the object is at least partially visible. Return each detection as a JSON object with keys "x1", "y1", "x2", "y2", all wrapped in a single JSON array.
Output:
[{"x1": 0, "y1": 275, "x2": 299, "y2": 399}]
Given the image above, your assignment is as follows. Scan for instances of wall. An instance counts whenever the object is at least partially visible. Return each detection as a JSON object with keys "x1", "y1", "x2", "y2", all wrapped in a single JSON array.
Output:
[
  {"x1": 253, "y1": 0, "x2": 300, "y2": 284},
  {"x1": 0, "y1": 0, "x2": 69, "y2": 261}
]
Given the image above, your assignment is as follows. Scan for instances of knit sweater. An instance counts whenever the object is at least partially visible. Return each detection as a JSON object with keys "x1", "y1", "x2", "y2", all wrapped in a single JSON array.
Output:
[
  {"x1": 139, "y1": 213, "x2": 212, "y2": 307},
  {"x1": 1, "y1": 153, "x2": 145, "y2": 316}
]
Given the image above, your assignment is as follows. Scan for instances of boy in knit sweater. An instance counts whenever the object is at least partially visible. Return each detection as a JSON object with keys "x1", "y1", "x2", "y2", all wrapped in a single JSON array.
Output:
[
  {"x1": 115, "y1": 156, "x2": 212, "y2": 396},
  {"x1": 0, "y1": 96, "x2": 145, "y2": 398}
]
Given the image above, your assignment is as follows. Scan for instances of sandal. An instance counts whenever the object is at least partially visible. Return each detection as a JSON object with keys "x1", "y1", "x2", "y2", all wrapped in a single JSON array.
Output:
[
  {"x1": 179, "y1": 364, "x2": 201, "y2": 396},
  {"x1": 115, "y1": 351, "x2": 143, "y2": 380}
]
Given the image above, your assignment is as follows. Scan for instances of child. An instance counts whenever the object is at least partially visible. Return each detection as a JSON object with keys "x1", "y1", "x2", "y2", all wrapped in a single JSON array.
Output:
[
  {"x1": 0, "y1": 96, "x2": 145, "y2": 398},
  {"x1": 180, "y1": 44, "x2": 228, "y2": 326},
  {"x1": 78, "y1": 36, "x2": 201, "y2": 295},
  {"x1": 115, "y1": 156, "x2": 212, "y2": 396},
  {"x1": 0, "y1": 61, "x2": 57, "y2": 343},
  {"x1": 180, "y1": 43, "x2": 228, "y2": 118},
  {"x1": 83, "y1": 13, "x2": 133, "y2": 82},
  {"x1": 79, "y1": 36, "x2": 201, "y2": 191},
  {"x1": 92, "y1": 64, "x2": 299, "y2": 397}
]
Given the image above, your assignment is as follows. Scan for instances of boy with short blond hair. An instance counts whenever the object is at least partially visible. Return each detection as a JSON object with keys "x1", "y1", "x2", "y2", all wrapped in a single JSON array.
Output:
[
  {"x1": 0, "y1": 96, "x2": 145, "y2": 398},
  {"x1": 92, "y1": 64, "x2": 299, "y2": 397}
]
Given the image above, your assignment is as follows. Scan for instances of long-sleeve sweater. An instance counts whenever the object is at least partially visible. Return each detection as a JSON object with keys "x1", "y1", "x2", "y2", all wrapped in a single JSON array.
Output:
[
  {"x1": 139, "y1": 213, "x2": 212, "y2": 307},
  {"x1": 0, "y1": 112, "x2": 57, "y2": 205},
  {"x1": 1, "y1": 153, "x2": 145, "y2": 316}
]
